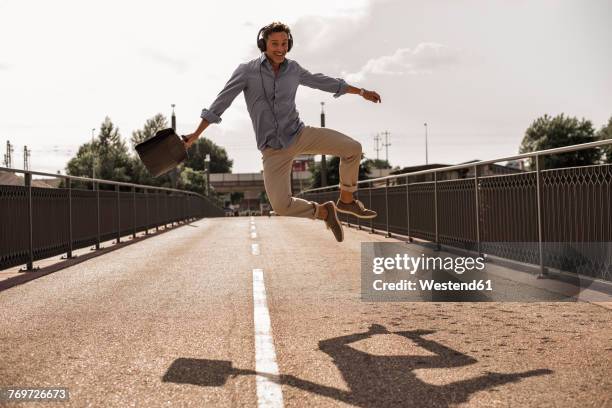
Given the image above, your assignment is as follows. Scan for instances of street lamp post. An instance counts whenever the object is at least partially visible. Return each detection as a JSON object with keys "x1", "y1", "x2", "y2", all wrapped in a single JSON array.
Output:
[
  {"x1": 170, "y1": 104, "x2": 178, "y2": 188},
  {"x1": 171, "y1": 104, "x2": 176, "y2": 131},
  {"x1": 91, "y1": 128, "x2": 96, "y2": 179},
  {"x1": 320, "y1": 102, "x2": 327, "y2": 187},
  {"x1": 205, "y1": 154, "x2": 211, "y2": 197},
  {"x1": 424, "y1": 122, "x2": 429, "y2": 165}
]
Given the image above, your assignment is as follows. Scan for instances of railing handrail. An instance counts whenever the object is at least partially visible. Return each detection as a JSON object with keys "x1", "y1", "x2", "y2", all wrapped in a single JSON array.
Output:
[
  {"x1": 300, "y1": 138, "x2": 612, "y2": 193},
  {"x1": 0, "y1": 166, "x2": 203, "y2": 197}
]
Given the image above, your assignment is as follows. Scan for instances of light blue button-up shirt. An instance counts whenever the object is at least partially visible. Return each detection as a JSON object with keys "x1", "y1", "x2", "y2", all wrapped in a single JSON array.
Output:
[{"x1": 201, "y1": 54, "x2": 349, "y2": 151}]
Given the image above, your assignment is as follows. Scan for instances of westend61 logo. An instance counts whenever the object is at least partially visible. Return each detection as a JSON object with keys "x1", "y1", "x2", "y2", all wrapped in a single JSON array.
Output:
[
  {"x1": 361, "y1": 242, "x2": 593, "y2": 302},
  {"x1": 370, "y1": 254, "x2": 492, "y2": 293},
  {"x1": 360, "y1": 242, "x2": 497, "y2": 302},
  {"x1": 372, "y1": 254, "x2": 486, "y2": 275}
]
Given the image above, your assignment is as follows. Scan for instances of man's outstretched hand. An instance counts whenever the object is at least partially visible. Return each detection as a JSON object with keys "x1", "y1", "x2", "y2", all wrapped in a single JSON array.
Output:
[
  {"x1": 182, "y1": 133, "x2": 198, "y2": 149},
  {"x1": 362, "y1": 89, "x2": 381, "y2": 103}
]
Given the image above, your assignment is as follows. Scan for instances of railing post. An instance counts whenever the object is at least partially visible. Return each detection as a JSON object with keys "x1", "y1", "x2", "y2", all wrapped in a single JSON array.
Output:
[
  {"x1": 385, "y1": 178, "x2": 391, "y2": 237},
  {"x1": 165, "y1": 192, "x2": 169, "y2": 229},
  {"x1": 184, "y1": 194, "x2": 188, "y2": 223},
  {"x1": 535, "y1": 155, "x2": 548, "y2": 278},
  {"x1": 369, "y1": 181, "x2": 374, "y2": 233},
  {"x1": 434, "y1": 172, "x2": 440, "y2": 250},
  {"x1": 178, "y1": 193, "x2": 183, "y2": 224},
  {"x1": 155, "y1": 191, "x2": 159, "y2": 232},
  {"x1": 183, "y1": 193, "x2": 187, "y2": 223},
  {"x1": 356, "y1": 190, "x2": 361, "y2": 230},
  {"x1": 132, "y1": 186, "x2": 136, "y2": 239},
  {"x1": 145, "y1": 188, "x2": 149, "y2": 235},
  {"x1": 474, "y1": 165, "x2": 481, "y2": 256},
  {"x1": 24, "y1": 172, "x2": 34, "y2": 271},
  {"x1": 345, "y1": 190, "x2": 350, "y2": 228},
  {"x1": 95, "y1": 181, "x2": 100, "y2": 250},
  {"x1": 115, "y1": 184, "x2": 121, "y2": 244},
  {"x1": 406, "y1": 175, "x2": 412, "y2": 242},
  {"x1": 67, "y1": 177, "x2": 73, "y2": 258}
]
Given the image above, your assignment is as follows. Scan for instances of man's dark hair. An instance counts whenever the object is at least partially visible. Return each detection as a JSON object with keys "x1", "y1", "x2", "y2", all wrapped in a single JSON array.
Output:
[{"x1": 262, "y1": 22, "x2": 291, "y2": 41}]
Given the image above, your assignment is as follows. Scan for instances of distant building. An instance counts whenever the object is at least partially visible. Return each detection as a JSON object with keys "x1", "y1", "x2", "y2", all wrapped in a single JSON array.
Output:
[
  {"x1": 0, "y1": 171, "x2": 62, "y2": 188},
  {"x1": 387, "y1": 160, "x2": 523, "y2": 185},
  {"x1": 292, "y1": 154, "x2": 314, "y2": 172}
]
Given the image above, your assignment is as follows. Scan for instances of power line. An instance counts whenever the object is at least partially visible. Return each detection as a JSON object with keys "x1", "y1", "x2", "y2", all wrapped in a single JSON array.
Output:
[
  {"x1": 4, "y1": 140, "x2": 14, "y2": 168},
  {"x1": 373, "y1": 133, "x2": 381, "y2": 161},
  {"x1": 23, "y1": 145, "x2": 31, "y2": 170}
]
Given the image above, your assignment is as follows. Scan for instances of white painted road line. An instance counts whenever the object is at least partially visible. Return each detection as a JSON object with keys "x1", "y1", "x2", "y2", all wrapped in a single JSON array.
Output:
[
  {"x1": 251, "y1": 231, "x2": 258, "y2": 239},
  {"x1": 252, "y1": 268, "x2": 284, "y2": 408},
  {"x1": 252, "y1": 243, "x2": 260, "y2": 255}
]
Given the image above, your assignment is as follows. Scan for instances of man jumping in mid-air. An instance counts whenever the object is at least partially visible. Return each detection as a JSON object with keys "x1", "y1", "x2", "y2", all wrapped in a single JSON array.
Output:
[{"x1": 184, "y1": 21, "x2": 381, "y2": 242}]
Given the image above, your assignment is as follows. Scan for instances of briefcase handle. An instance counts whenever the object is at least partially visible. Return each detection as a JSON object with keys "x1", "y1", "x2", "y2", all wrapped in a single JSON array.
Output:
[{"x1": 179, "y1": 135, "x2": 193, "y2": 159}]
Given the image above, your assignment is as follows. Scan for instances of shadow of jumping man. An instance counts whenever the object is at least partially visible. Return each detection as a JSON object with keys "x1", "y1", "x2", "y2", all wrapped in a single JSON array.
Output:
[
  {"x1": 163, "y1": 324, "x2": 552, "y2": 407},
  {"x1": 289, "y1": 324, "x2": 552, "y2": 407}
]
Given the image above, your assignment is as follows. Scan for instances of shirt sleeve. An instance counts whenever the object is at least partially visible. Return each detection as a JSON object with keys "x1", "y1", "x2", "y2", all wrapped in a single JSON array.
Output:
[
  {"x1": 297, "y1": 63, "x2": 349, "y2": 98},
  {"x1": 201, "y1": 64, "x2": 248, "y2": 124}
]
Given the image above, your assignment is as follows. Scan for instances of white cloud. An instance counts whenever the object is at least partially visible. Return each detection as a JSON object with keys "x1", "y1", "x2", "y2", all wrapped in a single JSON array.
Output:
[{"x1": 343, "y1": 43, "x2": 462, "y2": 82}]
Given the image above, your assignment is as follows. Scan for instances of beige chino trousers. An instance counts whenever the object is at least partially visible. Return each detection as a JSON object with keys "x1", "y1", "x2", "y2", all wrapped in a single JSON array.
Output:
[{"x1": 262, "y1": 126, "x2": 362, "y2": 219}]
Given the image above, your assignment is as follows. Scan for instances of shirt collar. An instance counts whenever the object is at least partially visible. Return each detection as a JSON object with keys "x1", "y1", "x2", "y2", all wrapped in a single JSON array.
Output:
[{"x1": 259, "y1": 53, "x2": 288, "y2": 68}]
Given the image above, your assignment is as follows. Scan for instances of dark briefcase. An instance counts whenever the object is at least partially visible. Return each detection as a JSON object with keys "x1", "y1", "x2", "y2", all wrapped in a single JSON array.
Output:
[{"x1": 135, "y1": 128, "x2": 188, "y2": 177}]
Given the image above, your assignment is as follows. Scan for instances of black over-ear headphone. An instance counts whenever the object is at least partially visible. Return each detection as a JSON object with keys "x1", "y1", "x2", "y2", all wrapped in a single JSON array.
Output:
[{"x1": 257, "y1": 24, "x2": 293, "y2": 52}]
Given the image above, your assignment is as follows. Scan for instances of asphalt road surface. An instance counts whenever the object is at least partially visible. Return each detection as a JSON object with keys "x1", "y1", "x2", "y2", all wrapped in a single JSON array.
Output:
[{"x1": 0, "y1": 217, "x2": 610, "y2": 407}]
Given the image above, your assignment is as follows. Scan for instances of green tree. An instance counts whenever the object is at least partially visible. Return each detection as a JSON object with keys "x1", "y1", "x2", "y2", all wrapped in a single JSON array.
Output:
[
  {"x1": 63, "y1": 115, "x2": 236, "y2": 201},
  {"x1": 184, "y1": 138, "x2": 233, "y2": 173},
  {"x1": 98, "y1": 116, "x2": 121, "y2": 151},
  {"x1": 230, "y1": 192, "x2": 244, "y2": 205},
  {"x1": 66, "y1": 117, "x2": 133, "y2": 186},
  {"x1": 179, "y1": 167, "x2": 206, "y2": 194},
  {"x1": 596, "y1": 116, "x2": 612, "y2": 164},
  {"x1": 519, "y1": 113, "x2": 601, "y2": 169},
  {"x1": 130, "y1": 113, "x2": 168, "y2": 149},
  {"x1": 129, "y1": 114, "x2": 174, "y2": 186},
  {"x1": 64, "y1": 142, "x2": 96, "y2": 188},
  {"x1": 363, "y1": 158, "x2": 391, "y2": 169},
  {"x1": 309, "y1": 156, "x2": 371, "y2": 189}
]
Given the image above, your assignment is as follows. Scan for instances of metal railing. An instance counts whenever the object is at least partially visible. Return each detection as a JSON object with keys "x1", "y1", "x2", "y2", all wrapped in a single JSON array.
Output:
[
  {"x1": 299, "y1": 139, "x2": 612, "y2": 281},
  {"x1": 0, "y1": 167, "x2": 225, "y2": 271}
]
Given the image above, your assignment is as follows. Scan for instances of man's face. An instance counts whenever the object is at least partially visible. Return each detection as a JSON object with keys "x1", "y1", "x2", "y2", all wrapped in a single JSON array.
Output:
[{"x1": 265, "y1": 31, "x2": 289, "y2": 65}]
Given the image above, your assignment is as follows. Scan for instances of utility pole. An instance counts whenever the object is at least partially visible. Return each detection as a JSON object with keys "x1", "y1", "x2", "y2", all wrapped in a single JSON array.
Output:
[
  {"x1": 320, "y1": 102, "x2": 327, "y2": 187},
  {"x1": 382, "y1": 130, "x2": 391, "y2": 164},
  {"x1": 4, "y1": 141, "x2": 14, "y2": 168},
  {"x1": 424, "y1": 122, "x2": 429, "y2": 165},
  {"x1": 23, "y1": 146, "x2": 31, "y2": 170},
  {"x1": 373, "y1": 133, "x2": 381, "y2": 161}
]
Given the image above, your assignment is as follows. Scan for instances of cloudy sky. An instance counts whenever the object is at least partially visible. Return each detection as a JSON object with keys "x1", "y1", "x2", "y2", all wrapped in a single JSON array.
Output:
[{"x1": 1, "y1": 0, "x2": 611, "y2": 174}]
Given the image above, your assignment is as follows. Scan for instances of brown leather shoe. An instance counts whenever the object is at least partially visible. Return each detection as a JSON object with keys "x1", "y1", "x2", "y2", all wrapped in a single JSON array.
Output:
[
  {"x1": 322, "y1": 201, "x2": 344, "y2": 242},
  {"x1": 336, "y1": 199, "x2": 377, "y2": 219}
]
